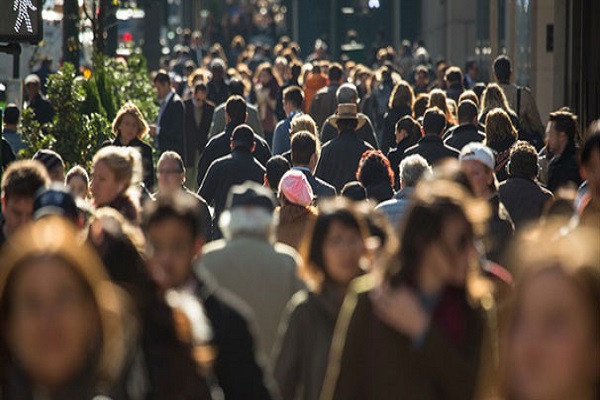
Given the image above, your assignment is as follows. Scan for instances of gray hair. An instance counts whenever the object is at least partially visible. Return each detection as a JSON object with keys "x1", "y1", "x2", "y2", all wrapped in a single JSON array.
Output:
[
  {"x1": 336, "y1": 83, "x2": 358, "y2": 104},
  {"x1": 219, "y1": 207, "x2": 278, "y2": 241},
  {"x1": 399, "y1": 154, "x2": 431, "y2": 188}
]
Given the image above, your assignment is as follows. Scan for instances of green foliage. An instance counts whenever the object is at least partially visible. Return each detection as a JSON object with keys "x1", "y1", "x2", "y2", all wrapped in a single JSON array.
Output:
[{"x1": 19, "y1": 108, "x2": 55, "y2": 160}]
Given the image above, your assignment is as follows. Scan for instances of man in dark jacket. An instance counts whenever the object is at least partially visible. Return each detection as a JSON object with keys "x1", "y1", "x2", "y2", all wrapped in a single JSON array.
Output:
[
  {"x1": 544, "y1": 109, "x2": 582, "y2": 192},
  {"x1": 443, "y1": 100, "x2": 486, "y2": 151},
  {"x1": 309, "y1": 63, "x2": 343, "y2": 130},
  {"x1": 444, "y1": 66, "x2": 465, "y2": 103},
  {"x1": 206, "y1": 58, "x2": 230, "y2": 106},
  {"x1": 320, "y1": 84, "x2": 379, "y2": 149},
  {"x1": 24, "y1": 74, "x2": 54, "y2": 125},
  {"x1": 184, "y1": 83, "x2": 215, "y2": 191},
  {"x1": 150, "y1": 71, "x2": 185, "y2": 157},
  {"x1": 291, "y1": 131, "x2": 336, "y2": 198},
  {"x1": 403, "y1": 107, "x2": 460, "y2": 165},
  {"x1": 197, "y1": 96, "x2": 271, "y2": 186},
  {"x1": 499, "y1": 141, "x2": 553, "y2": 229},
  {"x1": 199, "y1": 124, "x2": 266, "y2": 230},
  {"x1": 315, "y1": 103, "x2": 373, "y2": 191},
  {"x1": 143, "y1": 193, "x2": 275, "y2": 400}
]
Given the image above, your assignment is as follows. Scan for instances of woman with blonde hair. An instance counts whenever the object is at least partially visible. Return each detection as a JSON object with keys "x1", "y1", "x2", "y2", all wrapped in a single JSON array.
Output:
[
  {"x1": 485, "y1": 108, "x2": 519, "y2": 181},
  {"x1": 479, "y1": 84, "x2": 520, "y2": 130},
  {"x1": 91, "y1": 146, "x2": 143, "y2": 224},
  {"x1": 381, "y1": 81, "x2": 415, "y2": 154},
  {"x1": 0, "y1": 217, "x2": 139, "y2": 398},
  {"x1": 107, "y1": 102, "x2": 155, "y2": 191},
  {"x1": 428, "y1": 89, "x2": 456, "y2": 128}
]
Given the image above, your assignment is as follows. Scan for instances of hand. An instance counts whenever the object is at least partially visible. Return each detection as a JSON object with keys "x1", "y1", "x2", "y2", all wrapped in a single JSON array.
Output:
[
  {"x1": 149, "y1": 125, "x2": 157, "y2": 137},
  {"x1": 370, "y1": 284, "x2": 430, "y2": 340}
]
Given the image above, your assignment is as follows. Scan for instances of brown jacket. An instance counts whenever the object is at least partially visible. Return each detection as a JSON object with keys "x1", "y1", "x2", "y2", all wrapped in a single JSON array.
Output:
[
  {"x1": 276, "y1": 204, "x2": 318, "y2": 251},
  {"x1": 321, "y1": 276, "x2": 484, "y2": 400}
]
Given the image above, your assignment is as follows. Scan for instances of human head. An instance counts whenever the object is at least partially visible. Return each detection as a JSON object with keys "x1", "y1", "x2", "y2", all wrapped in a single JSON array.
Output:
[
  {"x1": 457, "y1": 100, "x2": 479, "y2": 126},
  {"x1": 331, "y1": 103, "x2": 363, "y2": 132},
  {"x1": 493, "y1": 55, "x2": 512, "y2": 83},
  {"x1": 230, "y1": 124, "x2": 256, "y2": 152},
  {"x1": 328, "y1": 63, "x2": 343, "y2": 83},
  {"x1": 91, "y1": 146, "x2": 141, "y2": 207},
  {"x1": 265, "y1": 155, "x2": 291, "y2": 190},
  {"x1": 444, "y1": 66, "x2": 463, "y2": 87},
  {"x1": 157, "y1": 151, "x2": 185, "y2": 193},
  {"x1": 546, "y1": 109, "x2": 579, "y2": 155},
  {"x1": 153, "y1": 70, "x2": 172, "y2": 99},
  {"x1": 112, "y1": 102, "x2": 149, "y2": 141},
  {"x1": 228, "y1": 78, "x2": 245, "y2": 96},
  {"x1": 508, "y1": 141, "x2": 539, "y2": 179},
  {"x1": 580, "y1": 123, "x2": 600, "y2": 203},
  {"x1": 282, "y1": 85, "x2": 304, "y2": 115},
  {"x1": 399, "y1": 154, "x2": 431, "y2": 189},
  {"x1": 395, "y1": 115, "x2": 422, "y2": 147},
  {"x1": 428, "y1": 89, "x2": 454, "y2": 125},
  {"x1": 290, "y1": 114, "x2": 319, "y2": 140},
  {"x1": 485, "y1": 108, "x2": 518, "y2": 145},
  {"x1": 504, "y1": 226, "x2": 600, "y2": 400},
  {"x1": 33, "y1": 184, "x2": 79, "y2": 225},
  {"x1": 388, "y1": 80, "x2": 415, "y2": 111},
  {"x1": 465, "y1": 59, "x2": 478, "y2": 79},
  {"x1": 481, "y1": 83, "x2": 512, "y2": 114},
  {"x1": 413, "y1": 93, "x2": 430, "y2": 119},
  {"x1": 3, "y1": 103, "x2": 20, "y2": 127},
  {"x1": 33, "y1": 149, "x2": 65, "y2": 183},
  {"x1": 255, "y1": 62, "x2": 279, "y2": 87},
  {"x1": 65, "y1": 165, "x2": 90, "y2": 200},
  {"x1": 414, "y1": 65, "x2": 429, "y2": 87},
  {"x1": 341, "y1": 181, "x2": 368, "y2": 201},
  {"x1": 209, "y1": 58, "x2": 226, "y2": 80},
  {"x1": 291, "y1": 131, "x2": 320, "y2": 170},
  {"x1": 1, "y1": 160, "x2": 50, "y2": 238},
  {"x1": 356, "y1": 150, "x2": 394, "y2": 189},
  {"x1": 144, "y1": 192, "x2": 205, "y2": 290},
  {"x1": 278, "y1": 169, "x2": 314, "y2": 207},
  {"x1": 225, "y1": 95, "x2": 248, "y2": 126},
  {"x1": 336, "y1": 83, "x2": 359, "y2": 104},
  {"x1": 193, "y1": 83, "x2": 207, "y2": 104},
  {"x1": 422, "y1": 107, "x2": 447, "y2": 136},
  {"x1": 219, "y1": 181, "x2": 277, "y2": 241},
  {"x1": 458, "y1": 90, "x2": 480, "y2": 107},
  {"x1": 459, "y1": 142, "x2": 497, "y2": 198},
  {"x1": 0, "y1": 217, "x2": 127, "y2": 390},
  {"x1": 24, "y1": 74, "x2": 41, "y2": 100},
  {"x1": 300, "y1": 198, "x2": 368, "y2": 291}
]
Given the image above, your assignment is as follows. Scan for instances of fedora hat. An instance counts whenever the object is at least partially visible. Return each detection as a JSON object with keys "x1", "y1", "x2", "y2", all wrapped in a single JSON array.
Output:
[{"x1": 329, "y1": 103, "x2": 366, "y2": 130}]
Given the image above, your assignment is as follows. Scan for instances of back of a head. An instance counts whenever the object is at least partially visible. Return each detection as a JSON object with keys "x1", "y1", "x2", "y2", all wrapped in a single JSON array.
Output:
[
  {"x1": 33, "y1": 149, "x2": 65, "y2": 180},
  {"x1": 422, "y1": 107, "x2": 447, "y2": 136},
  {"x1": 228, "y1": 79, "x2": 245, "y2": 96},
  {"x1": 225, "y1": 95, "x2": 247, "y2": 125},
  {"x1": 283, "y1": 85, "x2": 304, "y2": 110},
  {"x1": 493, "y1": 55, "x2": 511, "y2": 83},
  {"x1": 328, "y1": 63, "x2": 343, "y2": 83},
  {"x1": 485, "y1": 108, "x2": 517, "y2": 144},
  {"x1": 1, "y1": 160, "x2": 50, "y2": 201},
  {"x1": 291, "y1": 131, "x2": 317, "y2": 166},
  {"x1": 444, "y1": 67, "x2": 463, "y2": 85},
  {"x1": 457, "y1": 100, "x2": 478, "y2": 124},
  {"x1": 399, "y1": 154, "x2": 431, "y2": 188},
  {"x1": 336, "y1": 83, "x2": 358, "y2": 104},
  {"x1": 153, "y1": 70, "x2": 171, "y2": 86},
  {"x1": 356, "y1": 150, "x2": 394, "y2": 188},
  {"x1": 265, "y1": 155, "x2": 291, "y2": 189},
  {"x1": 508, "y1": 141, "x2": 539, "y2": 179},
  {"x1": 549, "y1": 109, "x2": 579, "y2": 145},
  {"x1": 3, "y1": 104, "x2": 19, "y2": 125},
  {"x1": 341, "y1": 181, "x2": 368, "y2": 201}
]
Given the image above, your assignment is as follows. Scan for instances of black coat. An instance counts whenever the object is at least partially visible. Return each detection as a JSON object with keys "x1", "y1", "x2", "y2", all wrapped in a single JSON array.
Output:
[
  {"x1": 443, "y1": 124, "x2": 486, "y2": 151},
  {"x1": 321, "y1": 114, "x2": 379, "y2": 149},
  {"x1": 315, "y1": 130, "x2": 373, "y2": 192},
  {"x1": 387, "y1": 137, "x2": 417, "y2": 190},
  {"x1": 1, "y1": 138, "x2": 16, "y2": 172},
  {"x1": 486, "y1": 193, "x2": 514, "y2": 264},
  {"x1": 293, "y1": 167, "x2": 337, "y2": 199},
  {"x1": 547, "y1": 145, "x2": 582, "y2": 192},
  {"x1": 107, "y1": 136, "x2": 155, "y2": 191},
  {"x1": 158, "y1": 92, "x2": 185, "y2": 157},
  {"x1": 198, "y1": 148, "x2": 266, "y2": 223},
  {"x1": 28, "y1": 93, "x2": 54, "y2": 125},
  {"x1": 196, "y1": 123, "x2": 272, "y2": 186},
  {"x1": 402, "y1": 135, "x2": 460, "y2": 166},
  {"x1": 498, "y1": 175, "x2": 553, "y2": 229},
  {"x1": 381, "y1": 105, "x2": 412, "y2": 155},
  {"x1": 184, "y1": 99, "x2": 215, "y2": 166}
]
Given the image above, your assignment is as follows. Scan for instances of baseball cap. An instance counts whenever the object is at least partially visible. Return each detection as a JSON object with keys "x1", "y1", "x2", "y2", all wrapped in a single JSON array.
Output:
[
  {"x1": 24, "y1": 74, "x2": 41, "y2": 86},
  {"x1": 226, "y1": 181, "x2": 275, "y2": 212},
  {"x1": 33, "y1": 184, "x2": 79, "y2": 223},
  {"x1": 278, "y1": 170, "x2": 314, "y2": 207},
  {"x1": 459, "y1": 142, "x2": 495, "y2": 170},
  {"x1": 231, "y1": 124, "x2": 255, "y2": 149}
]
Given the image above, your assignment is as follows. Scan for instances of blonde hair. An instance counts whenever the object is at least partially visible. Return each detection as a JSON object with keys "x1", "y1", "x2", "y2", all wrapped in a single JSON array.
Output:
[
  {"x1": 428, "y1": 89, "x2": 455, "y2": 125},
  {"x1": 485, "y1": 108, "x2": 518, "y2": 144},
  {"x1": 480, "y1": 83, "x2": 513, "y2": 117},
  {"x1": 93, "y1": 146, "x2": 142, "y2": 197},
  {"x1": 112, "y1": 102, "x2": 149, "y2": 140},
  {"x1": 290, "y1": 114, "x2": 321, "y2": 156}
]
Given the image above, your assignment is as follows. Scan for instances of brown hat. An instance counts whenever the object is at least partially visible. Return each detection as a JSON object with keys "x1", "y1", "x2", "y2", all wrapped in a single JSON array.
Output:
[{"x1": 329, "y1": 103, "x2": 366, "y2": 130}]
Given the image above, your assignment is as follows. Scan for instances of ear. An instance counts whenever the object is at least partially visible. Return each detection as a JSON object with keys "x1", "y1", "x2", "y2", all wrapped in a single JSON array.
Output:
[
  {"x1": 250, "y1": 143, "x2": 257, "y2": 154},
  {"x1": 193, "y1": 237, "x2": 205, "y2": 260},
  {"x1": 1, "y1": 194, "x2": 5, "y2": 212},
  {"x1": 264, "y1": 174, "x2": 270, "y2": 188},
  {"x1": 230, "y1": 140, "x2": 235, "y2": 151},
  {"x1": 309, "y1": 153, "x2": 318, "y2": 169},
  {"x1": 245, "y1": 112, "x2": 248, "y2": 122}
]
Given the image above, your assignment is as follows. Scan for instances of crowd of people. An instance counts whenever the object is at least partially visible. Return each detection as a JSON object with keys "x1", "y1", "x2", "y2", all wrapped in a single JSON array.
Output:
[{"x1": 0, "y1": 30, "x2": 599, "y2": 400}]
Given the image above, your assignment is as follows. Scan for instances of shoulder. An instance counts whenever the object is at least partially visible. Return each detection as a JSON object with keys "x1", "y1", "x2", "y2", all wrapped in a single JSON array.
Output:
[{"x1": 273, "y1": 242, "x2": 302, "y2": 264}]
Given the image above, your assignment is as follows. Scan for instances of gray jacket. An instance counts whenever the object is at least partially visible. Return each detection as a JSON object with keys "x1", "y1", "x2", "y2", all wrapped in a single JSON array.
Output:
[{"x1": 209, "y1": 102, "x2": 265, "y2": 138}]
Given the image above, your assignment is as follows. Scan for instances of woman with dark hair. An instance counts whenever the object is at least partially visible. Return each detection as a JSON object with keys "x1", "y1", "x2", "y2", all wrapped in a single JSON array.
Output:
[
  {"x1": 387, "y1": 116, "x2": 422, "y2": 189},
  {"x1": 381, "y1": 81, "x2": 414, "y2": 155},
  {"x1": 356, "y1": 150, "x2": 396, "y2": 203},
  {"x1": 321, "y1": 180, "x2": 491, "y2": 400},
  {"x1": 0, "y1": 217, "x2": 140, "y2": 399},
  {"x1": 273, "y1": 199, "x2": 369, "y2": 400},
  {"x1": 252, "y1": 62, "x2": 282, "y2": 146}
]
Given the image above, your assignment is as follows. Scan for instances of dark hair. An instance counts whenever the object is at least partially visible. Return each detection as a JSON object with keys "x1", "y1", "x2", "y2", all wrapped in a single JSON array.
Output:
[
  {"x1": 225, "y1": 95, "x2": 247, "y2": 125},
  {"x1": 465, "y1": 59, "x2": 477, "y2": 72},
  {"x1": 356, "y1": 150, "x2": 394, "y2": 187},
  {"x1": 193, "y1": 83, "x2": 207, "y2": 94},
  {"x1": 549, "y1": 109, "x2": 579, "y2": 145},
  {"x1": 395, "y1": 116, "x2": 422, "y2": 147},
  {"x1": 229, "y1": 79, "x2": 244, "y2": 96},
  {"x1": 153, "y1": 70, "x2": 171, "y2": 85},
  {"x1": 283, "y1": 85, "x2": 304, "y2": 109},
  {"x1": 581, "y1": 122, "x2": 600, "y2": 166},
  {"x1": 144, "y1": 192, "x2": 204, "y2": 239},
  {"x1": 341, "y1": 181, "x2": 367, "y2": 201},
  {"x1": 291, "y1": 131, "x2": 317, "y2": 165},
  {"x1": 66, "y1": 165, "x2": 90, "y2": 187},
  {"x1": 457, "y1": 100, "x2": 478, "y2": 124},
  {"x1": 328, "y1": 63, "x2": 343, "y2": 82},
  {"x1": 444, "y1": 66, "x2": 463, "y2": 85},
  {"x1": 265, "y1": 155, "x2": 291, "y2": 189},
  {"x1": 290, "y1": 61, "x2": 302, "y2": 80},
  {"x1": 2, "y1": 104, "x2": 19, "y2": 125},
  {"x1": 508, "y1": 141, "x2": 539, "y2": 178},
  {"x1": 413, "y1": 94, "x2": 430, "y2": 119},
  {"x1": 336, "y1": 118, "x2": 358, "y2": 132},
  {"x1": 300, "y1": 199, "x2": 366, "y2": 291},
  {"x1": 493, "y1": 55, "x2": 511, "y2": 83},
  {"x1": 422, "y1": 107, "x2": 447, "y2": 136},
  {"x1": 1, "y1": 160, "x2": 50, "y2": 201}
]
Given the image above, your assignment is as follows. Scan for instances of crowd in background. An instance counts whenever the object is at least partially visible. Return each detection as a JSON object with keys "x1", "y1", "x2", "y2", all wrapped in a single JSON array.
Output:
[{"x1": 0, "y1": 25, "x2": 599, "y2": 400}]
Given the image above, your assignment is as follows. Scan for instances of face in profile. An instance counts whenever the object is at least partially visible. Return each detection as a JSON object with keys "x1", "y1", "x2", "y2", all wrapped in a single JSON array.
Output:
[
  {"x1": 322, "y1": 220, "x2": 365, "y2": 287},
  {"x1": 509, "y1": 269, "x2": 599, "y2": 400},
  {"x1": 6, "y1": 257, "x2": 99, "y2": 388}
]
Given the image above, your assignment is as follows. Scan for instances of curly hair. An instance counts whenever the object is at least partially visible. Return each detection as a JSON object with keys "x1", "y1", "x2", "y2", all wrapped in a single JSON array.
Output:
[{"x1": 356, "y1": 150, "x2": 395, "y2": 187}]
